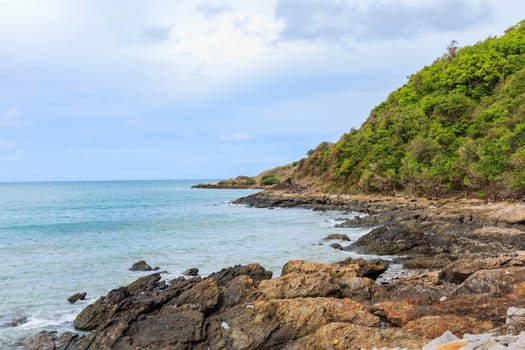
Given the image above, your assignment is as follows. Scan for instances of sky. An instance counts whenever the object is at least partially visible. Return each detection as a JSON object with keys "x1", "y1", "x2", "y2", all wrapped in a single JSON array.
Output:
[{"x1": 0, "y1": 0, "x2": 524, "y2": 181}]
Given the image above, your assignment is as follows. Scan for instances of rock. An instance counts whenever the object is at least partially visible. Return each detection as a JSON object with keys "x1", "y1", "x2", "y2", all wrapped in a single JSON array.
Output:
[
  {"x1": 220, "y1": 298, "x2": 380, "y2": 349},
  {"x1": 208, "y1": 263, "x2": 272, "y2": 286},
  {"x1": 20, "y1": 331, "x2": 57, "y2": 350},
  {"x1": 349, "y1": 223, "x2": 428, "y2": 255},
  {"x1": 285, "y1": 323, "x2": 427, "y2": 350},
  {"x1": 404, "y1": 315, "x2": 493, "y2": 338},
  {"x1": 438, "y1": 257, "x2": 521, "y2": 284},
  {"x1": 256, "y1": 272, "x2": 340, "y2": 300},
  {"x1": 220, "y1": 275, "x2": 257, "y2": 308},
  {"x1": 0, "y1": 314, "x2": 28, "y2": 327},
  {"x1": 130, "y1": 259, "x2": 153, "y2": 271},
  {"x1": 74, "y1": 273, "x2": 163, "y2": 330},
  {"x1": 323, "y1": 233, "x2": 350, "y2": 241},
  {"x1": 330, "y1": 243, "x2": 343, "y2": 250},
  {"x1": 282, "y1": 258, "x2": 388, "y2": 280},
  {"x1": 454, "y1": 267, "x2": 525, "y2": 296},
  {"x1": 336, "y1": 277, "x2": 387, "y2": 301},
  {"x1": 370, "y1": 300, "x2": 418, "y2": 326},
  {"x1": 422, "y1": 331, "x2": 460, "y2": 350},
  {"x1": 67, "y1": 292, "x2": 87, "y2": 304},
  {"x1": 113, "y1": 306, "x2": 205, "y2": 349},
  {"x1": 54, "y1": 332, "x2": 78, "y2": 350},
  {"x1": 506, "y1": 307, "x2": 525, "y2": 333},
  {"x1": 339, "y1": 257, "x2": 389, "y2": 280},
  {"x1": 183, "y1": 267, "x2": 199, "y2": 276},
  {"x1": 163, "y1": 278, "x2": 219, "y2": 313}
]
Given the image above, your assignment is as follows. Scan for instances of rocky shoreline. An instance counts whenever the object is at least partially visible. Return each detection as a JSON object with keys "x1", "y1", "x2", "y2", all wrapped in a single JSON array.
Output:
[{"x1": 20, "y1": 188, "x2": 525, "y2": 349}]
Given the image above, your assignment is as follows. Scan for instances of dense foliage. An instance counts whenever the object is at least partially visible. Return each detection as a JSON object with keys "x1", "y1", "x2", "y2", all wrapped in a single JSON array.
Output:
[{"x1": 296, "y1": 21, "x2": 525, "y2": 199}]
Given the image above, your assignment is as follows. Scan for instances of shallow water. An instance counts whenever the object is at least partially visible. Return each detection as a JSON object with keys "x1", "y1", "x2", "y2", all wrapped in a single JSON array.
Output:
[{"x1": 0, "y1": 180, "x2": 371, "y2": 347}]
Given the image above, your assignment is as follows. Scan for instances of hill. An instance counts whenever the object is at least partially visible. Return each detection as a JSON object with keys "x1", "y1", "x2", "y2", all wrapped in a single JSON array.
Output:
[{"x1": 293, "y1": 20, "x2": 525, "y2": 200}]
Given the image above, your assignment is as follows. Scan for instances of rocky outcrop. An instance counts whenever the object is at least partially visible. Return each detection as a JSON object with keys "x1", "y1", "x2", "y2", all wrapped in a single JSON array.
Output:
[
  {"x1": 67, "y1": 292, "x2": 86, "y2": 304},
  {"x1": 281, "y1": 258, "x2": 388, "y2": 280},
  {"x1": 129, "y1": 259, "x2": 155, "y2": 271}
]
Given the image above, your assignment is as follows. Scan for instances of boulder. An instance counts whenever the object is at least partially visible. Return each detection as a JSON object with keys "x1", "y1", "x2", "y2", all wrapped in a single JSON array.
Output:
[
  {"x1": 163, "y1": 278, "x2": 219, "y2": 313},
  {"x1": 67, "y1": 292, "x2": 87, "y2": 304},
  {"x1": 330, "y1": 243, "x2": 343, "y2": 250},
  {"x1": 183, "y1": 267, "x2": 199, "y2": 276},
  {"x1": 220, "y1": 275, "x2": 257, "y2": 308},
  {"x1": 338, "y1": 257, "x2": 389, "y2": 280},
  {"x1": 322, "y1": 233, "x2": 350, "y2": 241},
  {"x1": 130, "y1": 259, "x2": 153, "y2": 271}
]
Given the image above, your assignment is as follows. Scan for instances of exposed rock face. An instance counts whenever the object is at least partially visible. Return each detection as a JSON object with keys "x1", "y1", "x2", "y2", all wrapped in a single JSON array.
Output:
[
  {"x1": 282, "y1": 258, "x2": 388, "y2": 280},
  {"x1": 350, "y1": 223, "x2": 428, "y2": 255}
]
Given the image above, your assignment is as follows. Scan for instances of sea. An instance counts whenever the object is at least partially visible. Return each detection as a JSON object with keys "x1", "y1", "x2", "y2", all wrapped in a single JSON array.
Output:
[{"x1": 0, "y1": 180, "x2": 373, "y2": 348}]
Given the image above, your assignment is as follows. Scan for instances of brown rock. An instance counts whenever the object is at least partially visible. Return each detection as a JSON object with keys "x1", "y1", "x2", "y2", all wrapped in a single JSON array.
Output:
[
  {"x1": 220, "y1": 297, "x2": 380, "y2": 349},
  {"x1": 285, "y1": 323, "x2": 427, "y2": 350},
  {"x1": 404, "y1": 315, "x2": 493, "y2": 338},
  {"x1": 438, "y1": 256, "x2": 522, "y2": 284},
  {"x1": 163, "y1": 278, "x2": 219, "y2": 313},
  {"x1": 220, "y1": 275, "x2": 257, "y2": 308},
  {"x1": 257, "y1": 272, "x2": 339, "y2": 300},
  {"x1": 336, "y1": 277, "x2": 387, "y2": 301},
  {"x1": 282, "y1": 258, "x2": 388, "y2": 280},
  {"x1": 20, "y1": 331, "x2": 56, "y2": 350},
  {"x1": 455, "y1": 266, "x2": 525, "y2": 296},
  {"x1": 370, "y1": 300, "x2": 418, "y2": 326}
]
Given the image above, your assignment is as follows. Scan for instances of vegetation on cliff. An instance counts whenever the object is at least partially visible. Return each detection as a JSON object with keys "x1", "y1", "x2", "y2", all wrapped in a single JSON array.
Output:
[{"x1": 295, "y1": 20, "x2": 525, "y2": 199}]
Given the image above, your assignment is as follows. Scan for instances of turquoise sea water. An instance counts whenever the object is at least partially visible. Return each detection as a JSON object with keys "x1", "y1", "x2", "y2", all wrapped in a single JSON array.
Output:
[{"x1": 0, "y1": 180, "x2": 370, "y2": 347}]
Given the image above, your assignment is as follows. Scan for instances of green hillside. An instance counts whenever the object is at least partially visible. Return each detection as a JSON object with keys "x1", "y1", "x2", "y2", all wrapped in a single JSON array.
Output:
[{"x1": 295, "y1": 20, "x2": 525, "y2": 200}]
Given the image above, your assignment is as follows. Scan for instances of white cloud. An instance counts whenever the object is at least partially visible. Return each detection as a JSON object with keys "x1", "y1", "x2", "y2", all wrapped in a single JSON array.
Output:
[
  {"x1": 0, "y1": 107, "x2": 31, "y2": 128},
  {"x1": 219, "y1": 133, "x2": 253, "y2": 141}
]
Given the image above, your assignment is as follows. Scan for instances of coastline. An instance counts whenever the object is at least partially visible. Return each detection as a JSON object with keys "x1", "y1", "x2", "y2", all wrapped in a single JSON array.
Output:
[{"x1": 19, "y1": 188, "x2": 525, "y2": 349}]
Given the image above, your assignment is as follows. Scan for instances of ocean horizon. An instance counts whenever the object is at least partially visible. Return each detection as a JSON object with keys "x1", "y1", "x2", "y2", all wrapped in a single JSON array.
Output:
[{"x1": 0, "y1": 179, "x2": 370, "y2": 348}]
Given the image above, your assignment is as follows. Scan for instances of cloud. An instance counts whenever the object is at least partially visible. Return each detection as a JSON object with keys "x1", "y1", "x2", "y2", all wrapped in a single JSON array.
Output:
[
  {"x1": 197, "y1": 2, "x2": 232, "y2": 17},
  {"x1": 275, "y1": 0, "x2": 492, "y2": 42},
  {"x1": 6, "y1": 149, "x2": 24, "y2": 161},
  {"x1": 142, "y1": 25, "x2": 172, "y2": 45},
  {"x1": 0, "y1": 107, "x2": 31, "y2": 128},
  {"x1": 219, "y1": 133, "x2": 253, "y2": 141}
]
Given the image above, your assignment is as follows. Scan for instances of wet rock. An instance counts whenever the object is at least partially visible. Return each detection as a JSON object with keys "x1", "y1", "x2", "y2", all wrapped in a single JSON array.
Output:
[
  {"x1": 208, "y1": 263, "x2": 272, "y2": 286},
  {"x1": 163, "y1": 278, "x2": 219, "y2": 313},
  {"x1": 54, "y1": 332, "x2": 78, "y2": 350},
  {"x1": 330, "y1": 243, "x2": 343, "y2": 250},
  {"x1": 67, "y1": 292, "x2": 87, "y2": 304},
  {"x1": 0, "y1": 314, "x2": 28, "y2": 327},
  {"x1": 285, "y1": 323, "x2": 427, "y2": 350},
  {"x1": 322, "y1": 233, "x2": 350, "y2": 241},
  {"x1": 20, "y1": 331, "x2": 56, "y2": 350},
  {"x1": 183, "y1": 267, "x2": 199, "y2": 276},
  {"x1": 130, "y1": 259, "x2": 154, "y2": 271}
]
